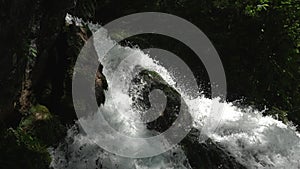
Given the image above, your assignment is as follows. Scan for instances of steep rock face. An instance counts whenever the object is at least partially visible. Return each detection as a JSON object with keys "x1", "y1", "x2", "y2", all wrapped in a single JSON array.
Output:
[
  {"x1": 31, "y1": 21, "x2": 107, "y2": 124},
  {"x1": 32, "y1": 23, "x2": 88, "y2": 124},
  {"x1": 0, "y1": 0, "x2": 106, "y2": 124},
  {"x1": 0, "y1": 0, "x2": 74, "y2": 123},
  {"x1": 0, "y1": 0, "x2": 36, "y2": 123},
  {"x1": 130, "y1": 69, "x2": 246, "y2": 169},
  {"x1": 0, "y1": 1, "x2": 106, "y2": 168},
  {"x1": 19, "y1": 104, "x2": 66, "y2": 146}
]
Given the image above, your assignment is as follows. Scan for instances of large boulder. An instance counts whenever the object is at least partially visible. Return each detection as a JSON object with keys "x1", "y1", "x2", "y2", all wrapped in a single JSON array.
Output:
[
  {"x1": 130, "y1": 69, "x2": 246, "y2": 169},
  {"x1": 130, "y1": 69, "x2": 187, "y2": 132},
  {"x1": 182, "y1": 129, "x2": 246, "y2": 169}
]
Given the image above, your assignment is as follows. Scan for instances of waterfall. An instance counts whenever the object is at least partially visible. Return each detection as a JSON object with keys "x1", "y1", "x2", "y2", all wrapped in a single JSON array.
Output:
[{"x1": 49, "y1": 14, "x2": 300, "y2": 169}]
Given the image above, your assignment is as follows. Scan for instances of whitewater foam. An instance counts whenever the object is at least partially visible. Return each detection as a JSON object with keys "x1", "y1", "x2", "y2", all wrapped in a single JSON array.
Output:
[{"x1": 50, "y1": 15, "x2": 300, "y2": 169}]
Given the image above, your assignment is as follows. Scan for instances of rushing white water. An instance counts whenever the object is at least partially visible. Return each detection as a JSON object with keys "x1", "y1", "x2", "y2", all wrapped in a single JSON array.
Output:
[{"x1": 50, "y1": 15, "x2": 300, "y2": 169}]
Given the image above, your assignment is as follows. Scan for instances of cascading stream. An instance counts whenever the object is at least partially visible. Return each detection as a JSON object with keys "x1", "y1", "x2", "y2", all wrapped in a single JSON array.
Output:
[{"x1": 49, "y1": 14, "x2": 300, "y2": 169}]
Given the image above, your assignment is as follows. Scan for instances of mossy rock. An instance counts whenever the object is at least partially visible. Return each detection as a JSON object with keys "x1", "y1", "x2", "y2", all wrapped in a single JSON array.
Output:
[
  {"x1": 180, "y1": 129, "x2": 246, "y2": 169},
  {"x1": 265, "y1": 107, "x2": 289, "y2": 124},
  {"x1": 130, "y1": 70, "x2": 246, "y2": 169},
  {"x1": 19, "y1": 104, "x2": 66, "y2": 146}
]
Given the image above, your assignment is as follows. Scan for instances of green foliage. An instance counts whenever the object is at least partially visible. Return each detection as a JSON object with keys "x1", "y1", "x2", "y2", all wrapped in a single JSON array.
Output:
[
  {"x1": 0, "y1": 104, "x2": 66, "y2": 168},
  {"x1": 29, "y1": 45, "x2": 37, "y2": 58},
  {"x1": 0, "y1": 128, "x2": 51, "y2": 169}
]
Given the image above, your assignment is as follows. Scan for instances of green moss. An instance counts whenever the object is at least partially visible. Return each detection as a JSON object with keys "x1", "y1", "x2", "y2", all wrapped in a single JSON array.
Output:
[
  {"x1": 266, "y1": 107, "x2": 289, "y2": 124},
  {"x1": 19, "y1": 104, "x2": 66, "y2": 146},
  {"x1": 139, "y1": 70, "x2": 167, "y2": 85},
  {"x1": 0, "y1": 104, "x2": 66, "y2": 168},
  {"x1": 20, "y1": 105, "x2": 52, "y2": 127},
  {"x1": 147, "y1": 70, "x2": 163, "y2": 80},
  {"x1": 0, "y1": 128, "x2": 51, "y2": 169}
]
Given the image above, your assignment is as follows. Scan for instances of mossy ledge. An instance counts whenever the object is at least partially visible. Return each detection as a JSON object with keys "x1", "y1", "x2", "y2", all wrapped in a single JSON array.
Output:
[{"x1": 0, "y1": 104, "x2": 66, "y2": 169}]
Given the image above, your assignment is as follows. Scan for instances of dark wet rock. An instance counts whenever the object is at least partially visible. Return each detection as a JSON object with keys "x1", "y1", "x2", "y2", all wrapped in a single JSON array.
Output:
[
  {"x1": 0, "y1": 0, "x2": 104, "y2": 125},
  {"x1": 0, "y1": 0, "x2": 74, "y2": 123},
  {"x1": 32, "y1": 23, "x2": 88, "y2": 124},
  {"x1": 95, "y1": 70, "x2": 108, "y2": 106},
  {"x1": 181, "y1": 129, "x2": 247, "y2": 169},
  {"x1": 0, "y1": 0, "x2": 36, "y2": 123},
  {"x1": 0, "y1": 1, "x2": 104, "y2": 168},
  {"x1": 130, "y1": 69, "x2": 246, "y2": 169},
  {"x1": 32, "y1": 19, "x2": 107, "y2": 124},
  {"x1": 130, "y1": 69, "x2": 187, "y2": 132}
]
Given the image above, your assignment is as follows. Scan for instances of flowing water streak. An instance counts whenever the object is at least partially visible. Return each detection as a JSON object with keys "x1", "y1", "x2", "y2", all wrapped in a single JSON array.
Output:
[
  {"x1": 50, "y1": 14, "x2": 192, "y2": 169},
  {"x1": 50, "y1": 14, "x2": 300, "y2": 169}
]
